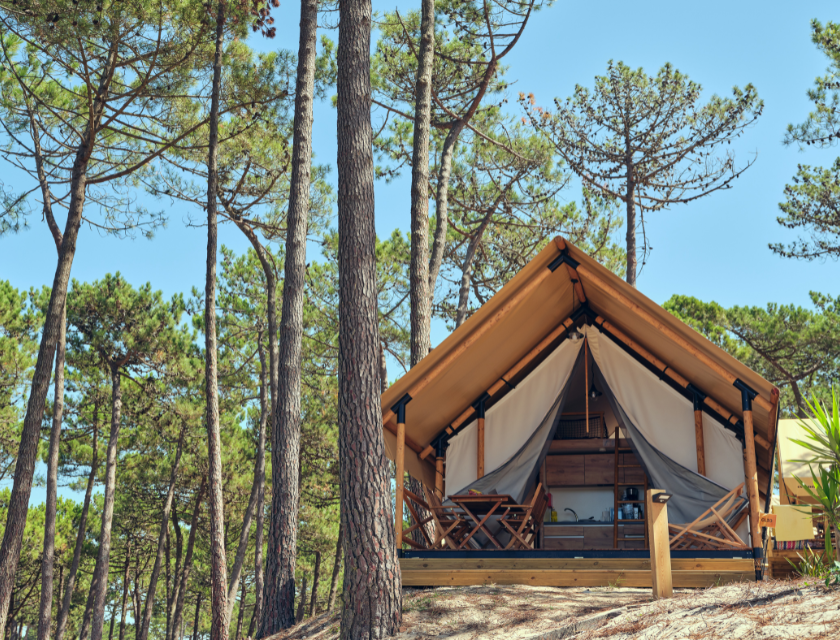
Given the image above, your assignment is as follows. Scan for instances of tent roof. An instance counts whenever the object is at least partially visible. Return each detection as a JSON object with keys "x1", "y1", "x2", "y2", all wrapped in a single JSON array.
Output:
[{"x1": 382, "y1": 237, "x2": 780, "y2": 490}]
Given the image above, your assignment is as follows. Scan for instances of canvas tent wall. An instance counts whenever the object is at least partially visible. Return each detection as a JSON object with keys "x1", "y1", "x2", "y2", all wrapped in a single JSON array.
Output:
[
  {"x1": 381, "y1": 237, "x2": 779, "y2": 531},
  {"x1": 778, "y1": 418, "x2": 822, "y2": 503}
]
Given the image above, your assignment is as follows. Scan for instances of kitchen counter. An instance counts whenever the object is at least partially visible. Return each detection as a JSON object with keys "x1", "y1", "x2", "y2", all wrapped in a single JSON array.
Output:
[{"x1": 547, "y1": 520, "x2": 612, "y2": 526}]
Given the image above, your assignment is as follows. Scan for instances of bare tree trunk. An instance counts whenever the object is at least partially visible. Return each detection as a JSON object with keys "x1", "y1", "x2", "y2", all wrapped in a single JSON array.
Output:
[
  {"x1": 205, "y1": 5, "x2": 229, "y2": 640},
  {"x1": 166, "y1": 508, "x2": 183, "y2": 640},
  {"x1": 89, "y1": 366, "x2": 125, "y2": 640},
  {"x1": 408, "y1": 0, "x2": 436, "y2": 367},
  {"x1": 36, "y1": 305, "x2": 65, "y2": 640},
  {"x1": 428, "y1": 126, "x2": 459, "y2": 299},
  {"x1": 56, "y1": 419, "x2": 99, "y2": 640},
  {"x1": 191, "y1": 593, "x2": 202, "y2": 640},
  {"x1": 224, "y1": 467, "x2": 259, "y2": 626},
  {"x1": 624, "y1": 168, "x2": 636, "y2": 287},
  {"x1": 454, "y1": 217, "x2": 492, "y2": 327},
  {"x1": 308, "y1": 552, "x2": 321, "y2": 617},
  {"x1": 138, "y1": 429, "x2": 186, "y2": 640},
  {"x1": 117, "y1": 544, "x2": 131, "y2": 640},
  {"x1": 336, "y1": 0, "x2": 402, "y2": 633},
  {"x1": 260, "y1": 0, "x2": 318, "y2": 635},
  {"x1": 0, "y1": 41, "x2": 119, "y2": 629},
  {"x1": 107, "y1": 603, "x2": 116, "y2": 640},
  {"x1": 326, "y1": 522, "x2": 343, "y2": 613},
  {"x1": 247, "y1": 341, "x2": 268, "y2": 640},
  {"x1": 170, "y1": 481, "x2": 205, "y2": 640},
  {"x1": 294, "y1": 576, "x2": 307, "y2": 624}
]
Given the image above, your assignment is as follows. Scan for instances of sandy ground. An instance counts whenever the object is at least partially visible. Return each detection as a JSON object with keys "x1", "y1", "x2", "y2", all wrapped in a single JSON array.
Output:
[{"x1": 266, "y1": 578, "x2": 840, "y2": 640}]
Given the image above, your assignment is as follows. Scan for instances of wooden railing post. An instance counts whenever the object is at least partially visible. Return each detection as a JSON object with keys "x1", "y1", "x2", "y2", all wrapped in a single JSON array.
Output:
[
  {"x1": 434, "y1": 439, "x2": 445, "y2": 499},
  {"x1": 392, "y1": 394, "x2": 412, "y2": 550},
  {"x1": 734, "y1": 379, "x2": 763, "y2": 580},
  {"x1": 646, "y1": 489, "x2": 673, "y2": 599}
]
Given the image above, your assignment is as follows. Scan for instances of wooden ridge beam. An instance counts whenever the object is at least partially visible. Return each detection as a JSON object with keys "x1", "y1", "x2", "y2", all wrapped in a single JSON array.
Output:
[
  {"x1": 419, "y1": 316, "x2": 574, "y2": 460},
  {"x1": 575, "y1": 262, "x2": 773, "y2": 413},
  {"x1": 383, "y1": 258, "x2": 561, "y2": 426}
]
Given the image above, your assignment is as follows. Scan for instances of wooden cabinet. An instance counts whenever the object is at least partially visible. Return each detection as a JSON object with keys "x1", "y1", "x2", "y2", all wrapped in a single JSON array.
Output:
[
  {"x1": 583, "y1": 526, "x2": 613, "y2": 548},
  {"x1": 545, "y1": 455, "x2": 585, "y2": 486},
  {"x1": 618, "y1": 524, "x2": 645, "y2": 549},
  {"x1": 584, "y1": 454, "x2": 614, "y2": 485},
  {"x1": 620, "y1": 453, "x2": 646, "y2": 484},
  {"x1": 543, "y1": 525, "x2": 584, "y2": 550}
]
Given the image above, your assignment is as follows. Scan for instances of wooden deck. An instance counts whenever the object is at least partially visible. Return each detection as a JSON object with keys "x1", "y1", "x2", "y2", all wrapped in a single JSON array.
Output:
[{"x1": 400, "y1": 554, "x2": 756, "y2": 588}]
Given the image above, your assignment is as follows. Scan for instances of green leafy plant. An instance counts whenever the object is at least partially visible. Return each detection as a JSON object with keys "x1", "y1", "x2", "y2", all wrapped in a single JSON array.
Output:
[
  {"x1": 787, "y1": 547, "x2": 828, "y2": 578},
  {"x1": 825, "y1": 559, "x2": 840, "y2": 587}
]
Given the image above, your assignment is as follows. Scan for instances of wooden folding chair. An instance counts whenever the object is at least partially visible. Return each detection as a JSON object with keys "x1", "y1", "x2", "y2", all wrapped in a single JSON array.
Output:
[
  {"x1": 424, "y1": 490, "x2": 473, "y2": 550},
  {"x1": 401, "y1": 488, "x2": 436, "y2": 549},
  {"x1": 668, "y1": 484, "x2": 750, "y2": 551},
  {"x1": 499, "y1": 483, "x2": 548, "y2": 550}
]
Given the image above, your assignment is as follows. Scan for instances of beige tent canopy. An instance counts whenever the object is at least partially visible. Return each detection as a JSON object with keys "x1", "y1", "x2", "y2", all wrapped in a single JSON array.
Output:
[{"x1": 380, "y1": 237, "x2": 780, "y2": 505}]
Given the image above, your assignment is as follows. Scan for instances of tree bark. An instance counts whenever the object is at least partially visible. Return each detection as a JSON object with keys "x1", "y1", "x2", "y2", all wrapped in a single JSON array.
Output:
[
  {"x1": 408, "y1": 0, "x2": 436, "y2": 367},
  {"x1": 88, "y1": 366, "x2": 125, "y2": 640},
  {"x1": 428, "y1": 126, "x2": 460, "y2": 300},
  {"x1": 247, "y1": 341, "x2": 269, "y2": 640},
  {"x1": 117, "y1": 544, "x2": 131, "y2": 640},
  {"x1": 36, "y1": 304, "x2": 65, "y2": 640},
  {"x1": 308, "y1": 552, "x2": 321, "y2": 617},
  {"x1": 205, "y1": 4, "x2": 230, "y2": 640},
  {"x1": 260, "y1": 0, "x2": 318, "y2": 635},
  {"x1": 624, "y1": 161, "x2": 637, "y2": 287},
  {"x1": 55, "y1": 418, "x2": 99, "y2": 640},
  {"x1": 336, "y1": 0, "x2": 403, "y2": 633},
  {"x1": 326, "y1": 521, "x2": 342, "y2": 613},
  {"x1": 224, "y1": 449, "x2": 260, "y2": 627},
  {"x1": 233, "y1": 580, "x2": 246, "y2": 640},
  {"x1": 171, "y1": 480, "x2": 206, "y2": 640},
  {"x1": 191, "y1": 592, "x2": 202, "y2": 640},
  {"x1": 294, "y1": 576, "x2": 307, "y2": 624},
  {"x1": 166, "y1": 508, "x2": 183, "y2": 640},
  {"x1": 0, "y1": 41, "x2": 119, "y2": 632},
  {"x1": 138, "y1": 428, "x2": 186, "y2": 640},
  {"x1": 454, "y1": 215, "x2": 492, "y2": 327}
]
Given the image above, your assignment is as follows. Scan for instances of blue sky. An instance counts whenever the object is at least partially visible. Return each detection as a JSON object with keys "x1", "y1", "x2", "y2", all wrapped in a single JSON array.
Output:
[{"x1": 3, "y1": 1, "x2": 839, "y2": 502}]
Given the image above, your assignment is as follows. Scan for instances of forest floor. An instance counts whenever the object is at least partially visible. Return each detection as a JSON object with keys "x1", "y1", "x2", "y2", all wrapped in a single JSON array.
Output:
[{"x1": 266, "y1": 578, "x2": 840, "y2": 639}]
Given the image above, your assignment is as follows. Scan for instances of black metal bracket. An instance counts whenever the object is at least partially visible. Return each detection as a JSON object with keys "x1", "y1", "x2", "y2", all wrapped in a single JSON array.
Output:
[
  {"x1": 733, "y1": 379, "x2": 758, "y2": 412},
  {"x1": 472, "y1": 391, "x2": 491, "y2": 419},
  {"x1": 435, "y1": 437, "x2": 447, "y2": 458},
  {"x1": 548, "y1": 250, "x2": 580, "y2": 272},
  {"x1": 570, "y1": 303, "x2": 594, "y2": 323},
  {"x1": 686, "y1": 383, "x2": 707, "y2": 411},
  {"x1": 390, "y1": 393, "x2": 413, "y2": 424}
]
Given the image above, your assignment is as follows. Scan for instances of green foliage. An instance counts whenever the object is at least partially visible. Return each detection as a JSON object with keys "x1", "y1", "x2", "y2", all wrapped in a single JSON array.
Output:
[{"x1": 664, "y1": 294, "x2": 840, "y2": 416}]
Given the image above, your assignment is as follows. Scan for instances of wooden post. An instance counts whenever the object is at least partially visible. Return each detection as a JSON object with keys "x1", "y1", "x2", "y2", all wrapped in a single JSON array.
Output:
[
  {"x1": 434, "y1": 440, "x2": 445, "y2": 498},
  {"x1": 392, "y1": 394, "x2": 412, "y2": 550},
  {"x1": 646, "y1": 489, "x2": 673, "y2": 599},
  {"x1": 689, "y1": 385, "x2": 707, "y2": 477},
  {"x1": 584, "y1": 338, "x2": 589, "y2": 433},
  {"x1": 473, "y1": 393, "x2": 489, "y2": 479},
  {"x1": 735, "y1": 380, "x2": 763, "y2": 580}
]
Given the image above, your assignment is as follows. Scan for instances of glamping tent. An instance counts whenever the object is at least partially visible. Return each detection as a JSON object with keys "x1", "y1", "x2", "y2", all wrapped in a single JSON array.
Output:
[{"x1": 382, "y1": 237, "x2": 780, "y2": 587}]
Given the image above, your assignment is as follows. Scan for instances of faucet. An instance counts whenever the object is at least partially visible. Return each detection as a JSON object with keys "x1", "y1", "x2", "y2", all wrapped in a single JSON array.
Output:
[{"x1": 564, "y1": 508, "x2": 578, "y2": 522}]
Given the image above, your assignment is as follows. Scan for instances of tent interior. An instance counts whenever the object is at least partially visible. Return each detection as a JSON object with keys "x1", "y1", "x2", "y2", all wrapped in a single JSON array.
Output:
[{"x1": 441, "y1": 323, "x2": 750, "y2": 551}]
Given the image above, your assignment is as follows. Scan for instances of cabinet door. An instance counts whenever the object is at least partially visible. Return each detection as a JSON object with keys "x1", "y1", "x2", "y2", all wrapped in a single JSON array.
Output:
[
  {"x1": 584, "y1": 454, "x2": 614, "y2": 485},
  {"x1": 544, "y1": 536, "x2": 584, "y2": 550},
  {"x1": 583, "y1": 527, "x2": 613, "y2": 549},
  {"x1": 621, "y1": 453, "x2": 646, "y2": 483},
  {"x1": 545, "y1": 455, "x2": 585, "y2": 486}
]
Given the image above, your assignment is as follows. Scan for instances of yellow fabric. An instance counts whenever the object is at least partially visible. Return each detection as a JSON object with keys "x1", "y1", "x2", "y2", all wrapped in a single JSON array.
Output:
[
  {"x1": 778, "y1": 419, "x2": 824, "y2": 498},
  {"x1": 772, "y1": 505, "x2": 814, "y2": 542}
]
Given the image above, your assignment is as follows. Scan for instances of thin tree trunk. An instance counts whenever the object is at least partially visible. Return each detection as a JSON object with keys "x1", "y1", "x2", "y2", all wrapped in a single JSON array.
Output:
[
  {"x1": 205, "y1": 5, "x2": 229, "y2": 640},
  {"x1": 107, "y1": 604, "x2": 116, "y2": 640},
  {"x1": 294, "y1": 576, "x2": 307, "y2": 624},
  {"x1": 336, "y1": 0, "x2": 403, "y2": 633},
  {"x1": 138, "y1": 428, "x2": 186, "y2": 640},
  {"x1": 308, "y1": 552, "x2": 321, "y2": 618},
  {"x1": 0, "y1": 42, "x2": 119, "y2": 631},
  {"x1": 118, "y1": 544, "x2": 132, "y2": 640},
  {"x1": 36, "y1": 304, "x2": 65, "y2": 640},
  {"x1": 233, "y1": 580, "x2": 246, "y2": 640},
  {"x1": 625, "y1": 167, "x2": 636, "y2": 287},
  {"x1": 56, "y1": 418, "x2": 99, "y2": 640},
  {"x1": 454, "y1": 216, "x2": 492, "y2": 327},
  {"x1": 408, "y1": 0, "x2": 436, "y2": 367},
  {"x1": 326, "y1": 521, "x2": 343, "y2": 613},
  {"x1": 191, "y1": 593, "x2": 202, "y2": 640},
  {"x1": 171, "y1": 479, "x2": 206, "y2": 640},
  {"x1": 164, "y1": 533, "x2": 171, "y2": 638},
  {"x1": 260, "y1": 0, "x2": 318, "y2": 635},
  {"x1": 166, "y1": 508, "x2": 183, "y2": 640},
  {"x1": 88, "y1": 366, "x2": 124, "y2": 640},
  {"x1": 224, "y1": 465, "x2": 259, "y2": 626},
  {"x1": 247, "y1": 341, "x2": 268, "y2": 640}
]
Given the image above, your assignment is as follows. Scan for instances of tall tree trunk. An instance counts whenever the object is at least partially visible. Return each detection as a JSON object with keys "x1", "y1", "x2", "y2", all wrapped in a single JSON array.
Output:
[
  {"x1": 454, "y1": 217, "x2": 492, "y2": 328},
  {"x1": 326, "y1": 521, "x2": 342, "y2": 613},
  {"x1": 138, "y1": 429, "x2": 186, "y2": 640},
  {"x1": 56, "y1": 418, "x2": 99, "y2": 640},
  {"x1": 88, "y1": 366, "x2": 124, "y2": 640},
  {"x1": 408, "y1": 0, "x2": 436, "y2": 367},
  {"x1": 205, "y1": 5, "x2": 230, "y2": 640},
  {"x1": 36, "y1": 305, "x2": 65, "y2": 640},
  {"x1": 624, "y1": 165, "x2": 636, "y2": 287},
  {"x1": 336, "y1": 0, "x2": 402, "y2": 633},
  {"x1": 233, "y1": 580, "x2": 246, "y2": 640},
  {"x1": 166, "y1": 508, "x2": 183, "y2": 640},
  {"x1": 308, "y1": 552, "x2": 321, "y2": 618},
  {"x1": 224, "y1": 462, "x2": 259, "y2": 626},
  {"x1": 191, "y1": 593, "x2": 202, "y2": 640},
  {"x1": 260, "y1": 0, "x2": 318, "y2": 635},
  {"x1": 117, "y1": 544, "x2": 131, "y2": 640},
  {"x1": 107, "y1": 604, "x2": 116, "y2": 640},
  {"x1": 171, "y1": 480, "x2": 206, "y2": 640},
  {"x1": 247, "y1": 342, "x2": 268, "y2": 640},
  {"x1": 0, "y1": 41, "x2": 119, "y2": 631},
  {"x1": 294, "y1": 576, "x2": 307, "y2": 624}
]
